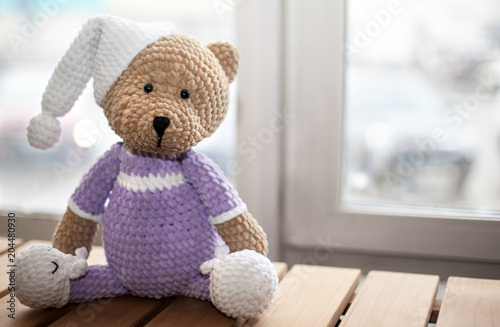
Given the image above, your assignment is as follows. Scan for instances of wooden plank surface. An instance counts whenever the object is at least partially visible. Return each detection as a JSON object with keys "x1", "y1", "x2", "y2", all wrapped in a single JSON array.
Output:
[
  {"x1": 0, "y1": 237, "x2": 9, "y2": 255},
  {"x1": 0, "y1": 237, "x2": 23, "y2": 255},
  {"x1": 1, "y1": 294, "x2": 75, "y2": 327},
  {"x1": 272, "y1": 262, "x2": 288, "y2": 281},
  {"x1": 87, "y1": 245, "x2": 108, "y2": 266},
  {"x1": 436, "y1": 277, "x2": 500, "y2": 327},
  {"x1": 244, "y1": 265, "x2": 361, "y2": 327},
  {"x1": 146, "y1": 262, "x2": 289, "y2": 327},
  {"x1": 49, "y1": 296, "x2": 171, "y2": 327},
  {"x1": 145, "y1": 296, "x2": 235, "y2": 327},
  {"x1": 340, "y1": 270, "x2": 439, "y2": 327}
]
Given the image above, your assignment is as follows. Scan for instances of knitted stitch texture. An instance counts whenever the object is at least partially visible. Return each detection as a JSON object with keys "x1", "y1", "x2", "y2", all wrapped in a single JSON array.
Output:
[
  {"x1": 27, "y1": 15, "x2": 175, "y2": 149},
  {"x1": 200, "y1": 246, "x2": 278, "y2": 319},
  {"x1": 52, "y1": 206, "x2": 98, "y2": 255},
  {"x1": 64, "y1": 143, "x2": 247, "y2": 301},
  {"x1": 100, "y1": 33, "x2": 238, "y2": 155},
  {"x1": 15, "y1": 244, "x2": 88, "y2": 309},
  {"x1": 69, "y1": 265, "x2": 128, "y2": 302},
  {"x1": 215, "y1": 212, "x2": 269, "y2": 255},
  {"x1": 25, "y1": 17, "x2": 275, "y2": 317}
]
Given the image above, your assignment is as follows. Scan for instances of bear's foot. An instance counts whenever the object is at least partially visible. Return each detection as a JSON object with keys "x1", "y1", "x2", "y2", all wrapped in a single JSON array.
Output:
[
  {"x1": 15, "y1": 244, "x2": 88, "y2": 309},
  {"x1": 200, "y1": 245, "x2": 278, "y2": 319}
]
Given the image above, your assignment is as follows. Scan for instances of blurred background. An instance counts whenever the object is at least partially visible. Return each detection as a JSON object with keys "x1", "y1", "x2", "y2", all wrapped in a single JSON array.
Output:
[
  {"x1": 1, "y1": 0, "x2": 499, "y2": 277},
  {"x1": 343, "y1": 0, "x2": 500, "y2": 213},
  {"x1": 0, "y1": 0, "x2": 237, "y2": 215}
]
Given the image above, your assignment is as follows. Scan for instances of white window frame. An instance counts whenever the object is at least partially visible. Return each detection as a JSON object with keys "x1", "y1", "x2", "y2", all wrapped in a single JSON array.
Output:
[
  {"x1": 235, "y1": 0, "x2": 284, "y2": 260},
  {"x1": 236, "y1": 0, "x2": 500, "y2": 264}
]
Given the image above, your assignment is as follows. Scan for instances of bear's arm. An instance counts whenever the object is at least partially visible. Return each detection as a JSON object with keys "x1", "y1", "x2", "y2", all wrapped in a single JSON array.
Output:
[
  {"x1": 52, "y1": 206, "x2": 98, "y2": 255},
  {"x1": 213, "y1": 213, "x2": 268, "y2": 256},
  {"x1": 181, "y1": 150, "x2": 269, "y2": 256},
  {"x1": 52, "y1": 143, "x2": 122, "y2": 255}
]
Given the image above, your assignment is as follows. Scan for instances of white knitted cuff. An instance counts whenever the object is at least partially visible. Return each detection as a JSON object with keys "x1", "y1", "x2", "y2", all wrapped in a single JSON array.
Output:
[
  {"x1": 209, "y1": 204, "x2": 248, "y2": 225},
  {"x1": 68, "y1": 199, "x2": 103, "y2": 224}
]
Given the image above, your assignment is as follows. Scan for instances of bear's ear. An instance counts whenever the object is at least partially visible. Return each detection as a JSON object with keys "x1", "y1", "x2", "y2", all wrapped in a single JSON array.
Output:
[{"x1": 207, "y1": 41, "x2": 240, "y2": 83}]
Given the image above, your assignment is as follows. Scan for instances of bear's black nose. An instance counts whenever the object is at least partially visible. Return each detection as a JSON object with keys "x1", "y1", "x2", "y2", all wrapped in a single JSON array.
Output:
[
  {"x1": 153, "y1": 116, "x2": 170, "y2": 148},
  {"x1": 153, "y1": 116, "x2": 170, "y2": 137}
]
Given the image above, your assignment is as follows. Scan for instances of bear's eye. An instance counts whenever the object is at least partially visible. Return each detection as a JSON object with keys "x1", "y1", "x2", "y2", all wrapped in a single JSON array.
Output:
[
  {"x1": 180, "y1": 89, "x2": 190, "y2": 99},
  {"x1": 144, "y1": 83, "x2": 153, "y2": 93},
  {"x1": 51, "y1": 261, "x2": 59, "y2": 274}
]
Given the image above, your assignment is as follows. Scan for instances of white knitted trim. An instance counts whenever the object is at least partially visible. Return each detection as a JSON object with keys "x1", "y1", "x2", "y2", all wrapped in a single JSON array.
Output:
[
  {"x1": 117, "y1": 171, "x2": 187, "y2": 193},
  {"x1": 210, "y1": 203, "x2": 248, "y2": 225},
  {"x1": 68, "y1": 199, "x2": 103, "y2": 223}
]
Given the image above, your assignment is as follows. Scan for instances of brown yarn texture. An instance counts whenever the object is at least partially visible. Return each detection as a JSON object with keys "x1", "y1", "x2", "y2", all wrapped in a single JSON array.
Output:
[
  {"x1": 52, "y1": 206, "x2": 98, "y2": 255},
  {"x1": 215, "y1": 213, "x2": 269, "y2": 256},
  {"x1": 54, "y1": 33, "x2": 269, "y2": 258},
  {"x1": 101, "y1": 34, "x2": 238, "y2": 155}
]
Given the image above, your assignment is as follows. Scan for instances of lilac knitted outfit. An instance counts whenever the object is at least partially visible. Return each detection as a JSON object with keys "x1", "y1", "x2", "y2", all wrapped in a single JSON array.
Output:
[{"x1": 67, "y1": 142, "x2": 247, "y2": 302}]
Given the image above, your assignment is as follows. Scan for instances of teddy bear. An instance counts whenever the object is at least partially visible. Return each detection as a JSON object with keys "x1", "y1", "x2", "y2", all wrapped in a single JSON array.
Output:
[{"x1": 19, "y1": 14, "x2": 278, "y2": 319}]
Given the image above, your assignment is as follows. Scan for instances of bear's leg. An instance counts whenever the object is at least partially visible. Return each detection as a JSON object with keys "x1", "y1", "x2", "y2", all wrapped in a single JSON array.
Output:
[
  {"x1": 181, "y1": 274, "x2": 211, "y2": 300},
  {"x1": 69, "y1": 265, "x2": 129, "y2": 302}
]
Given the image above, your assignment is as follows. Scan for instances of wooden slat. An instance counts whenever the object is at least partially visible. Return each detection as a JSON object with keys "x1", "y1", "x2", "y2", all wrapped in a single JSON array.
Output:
[
  {"x1": 49, "y1": 296, "x2": 171, "y2": 327},
  {"x1": 0, "y1": 294, "x2": 75, "y2": 327},
  {"x1": 272, "y1": 262, "x2": 288, "y2": 281},
  {"x1": 0, "y1": 237, "x2": 24, "y2": 255},
  {"x1": 146, "y1": 261, "x2": 289, "y2": 327},
  {"x1": 340, "y1": 270, "x2": 439, "y2": 327},
  {"x1": 87, "y1": 245, "x2": 107, "y2": 266},
  {"x1": 145, "y1": 296, "x2": 235, "y2": 327},
  {"x1": 0, "y1": 237, "x2": 9, "y2": 255},
  {"x1": 0, "y1": 240, "x2": 51, "y2": 298},
  {"x1": 245, "y1": 265, "x2": 361, "y2": 327},
  {"x1": 436, "y1": 277, "x2": 500, "y2": 327}
]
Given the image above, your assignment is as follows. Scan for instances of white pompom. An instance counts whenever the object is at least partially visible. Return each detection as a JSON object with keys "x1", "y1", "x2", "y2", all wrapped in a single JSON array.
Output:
[
  {"x1": 204, "y1": 250, "x2": 279, "y2": 319},
  {"x1": 27, "y1": 113, "x2": 61, "y2": 150}
]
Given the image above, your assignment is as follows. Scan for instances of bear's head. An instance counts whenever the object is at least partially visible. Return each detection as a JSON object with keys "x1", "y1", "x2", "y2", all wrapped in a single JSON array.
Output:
[
  {"x1": 26, "y1": 15, "x2": 239, "y2": 154},
  {"x1": 102, "y1": 34, "x2": 239, "y2": 154}
]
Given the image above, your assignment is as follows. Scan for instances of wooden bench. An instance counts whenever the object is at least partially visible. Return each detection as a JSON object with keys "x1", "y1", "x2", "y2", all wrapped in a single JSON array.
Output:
[{"x1": 1, "y1": 238, "x2": 499, "y2": 326}]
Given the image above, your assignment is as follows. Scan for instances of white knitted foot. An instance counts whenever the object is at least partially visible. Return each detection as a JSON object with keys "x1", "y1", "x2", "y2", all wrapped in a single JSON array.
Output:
[
  {"x1": 200, "y1": 245, "x2": 279, "y2": 319},
  {"x1": 15, "y1": 244, "x2": 88, "y2": 309}
]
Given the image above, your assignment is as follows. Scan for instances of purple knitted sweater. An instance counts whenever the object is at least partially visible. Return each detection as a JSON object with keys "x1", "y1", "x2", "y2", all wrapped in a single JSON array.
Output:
[{"x1": 67, "y1": 142, "x2": 247, "y2": 301}]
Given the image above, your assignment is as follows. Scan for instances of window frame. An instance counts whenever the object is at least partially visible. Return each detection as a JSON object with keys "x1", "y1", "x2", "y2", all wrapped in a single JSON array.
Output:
[{"x1": 236, "y1": 0, "x2": 500, "y2": 263}]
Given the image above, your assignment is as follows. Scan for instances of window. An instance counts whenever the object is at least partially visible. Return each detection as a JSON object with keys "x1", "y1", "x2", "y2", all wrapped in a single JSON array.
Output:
[
  {"x1": 278, "y1": 0, "x2": 500, "y2": 269},
  {"x1": 343, "y1": 0, "x2": 500, "y2": 215},
  {"x1": 0, "y1": 0, "x2": 237, "y2": 216}
]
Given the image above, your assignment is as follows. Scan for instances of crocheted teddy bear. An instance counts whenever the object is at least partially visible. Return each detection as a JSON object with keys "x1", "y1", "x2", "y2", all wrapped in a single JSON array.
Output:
[{"x1": 18, "y1": 14, "x2": 278, "y2": 319}]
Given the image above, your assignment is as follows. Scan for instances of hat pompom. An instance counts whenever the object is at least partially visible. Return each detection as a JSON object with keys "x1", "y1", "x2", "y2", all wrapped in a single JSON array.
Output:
[{"x1": 27, "y1": 113, "x2": 61, "y2": 150}]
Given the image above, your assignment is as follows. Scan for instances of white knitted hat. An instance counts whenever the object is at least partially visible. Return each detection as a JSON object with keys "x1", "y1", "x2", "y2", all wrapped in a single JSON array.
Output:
[{"x1": 27, "y1": 14, "x2": 175, "y2": 149}]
